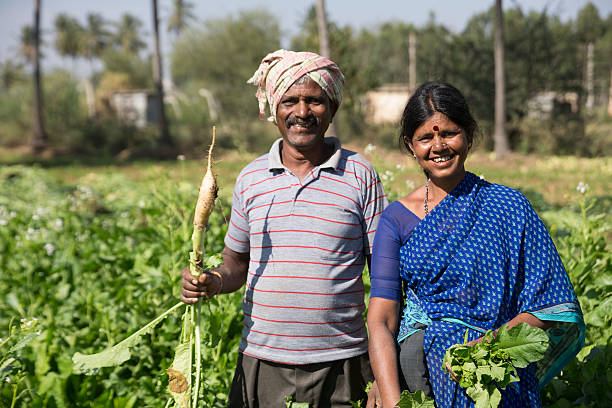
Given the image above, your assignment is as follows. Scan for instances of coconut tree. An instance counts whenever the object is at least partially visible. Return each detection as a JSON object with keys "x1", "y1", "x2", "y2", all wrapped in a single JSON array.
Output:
[
  {"x1": 81, "y1": 13, "x2": 110, "y2": 63},
  {"x1": 25, "y1": 0, "x2": 47, "y2": 153},
  {"x1": 114, "y1": 14, "x2": 146, "y2": 54},
  {"x1": 493, "y1": 0, "x2": 510, "y2": 157},
  {"x1": 151, "y1": 0, "x2": 172, "y2": 148},
  {"x1": 315, "y1": 0, "x2": 338, "y2": 137},
  {"x1": 53, "y1": 13, "x2": 83, "y2": 63},
  {"x1": 167, "y1": 0, "x2": 196, "y2": 38}
]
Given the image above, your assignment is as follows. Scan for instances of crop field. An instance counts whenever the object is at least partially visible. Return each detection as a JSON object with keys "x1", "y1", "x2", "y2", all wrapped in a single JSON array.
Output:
[{"x1": 0, "y1": 148, "x2": 610, "y2": 407}]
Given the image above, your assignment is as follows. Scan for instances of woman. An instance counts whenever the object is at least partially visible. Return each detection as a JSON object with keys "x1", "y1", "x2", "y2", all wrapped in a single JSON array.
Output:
[{"x1": 367, "y1": 82, "x2": 584, "y2": 408}]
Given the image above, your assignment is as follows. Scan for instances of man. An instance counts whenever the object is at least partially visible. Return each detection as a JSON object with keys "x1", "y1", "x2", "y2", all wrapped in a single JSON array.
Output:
[{"x1": 182, "y1": 49, "x2": 387, "y2": 407}]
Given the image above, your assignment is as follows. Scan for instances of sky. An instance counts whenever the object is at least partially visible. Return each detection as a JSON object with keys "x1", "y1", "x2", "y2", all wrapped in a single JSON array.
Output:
[{"x1": 1, "y1": 0, "x2": 611, "y2": 76}]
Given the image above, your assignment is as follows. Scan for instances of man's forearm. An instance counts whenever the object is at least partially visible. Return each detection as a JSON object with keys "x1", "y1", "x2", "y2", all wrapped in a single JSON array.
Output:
[{"x1": 215, "y1": 246, "x2": 249, "y2": 294}]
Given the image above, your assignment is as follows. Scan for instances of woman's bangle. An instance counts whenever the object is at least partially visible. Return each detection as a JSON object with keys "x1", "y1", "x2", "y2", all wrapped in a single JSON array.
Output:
[{"x1": 210, "y1": 270, "x2": 223, "y2": 296}]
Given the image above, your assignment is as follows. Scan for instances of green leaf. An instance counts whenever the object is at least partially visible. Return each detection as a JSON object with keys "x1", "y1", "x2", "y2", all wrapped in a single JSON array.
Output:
[
  {"x1": 466, "y1": 384, "x2": 489, "y2": 408},
  {"x1": 168, "y1": 341, "x2": 192, "y2": 408},
  {"x1": 397, "y1": 389, "x2": 435, "y2": 408},
  {"x1": 7, "y1": 330, "x2": 40, "y2": 354},
  {"x1": 72, "y1": 302, "x2": 185, "y2": 374},
  {"x1": 494, "y1": 323, "x2": 548, "y2": 368}
]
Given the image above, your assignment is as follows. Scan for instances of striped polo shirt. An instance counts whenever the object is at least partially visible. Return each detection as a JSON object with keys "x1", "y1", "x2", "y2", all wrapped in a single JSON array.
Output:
[{"x1": 225, "y1": 137, "x2": 388, "y2": 364}]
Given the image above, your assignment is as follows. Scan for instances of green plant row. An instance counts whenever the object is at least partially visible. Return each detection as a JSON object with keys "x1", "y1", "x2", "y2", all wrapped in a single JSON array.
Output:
[{"x1": 0, "y1": 164, "x2": 609, "y2": 407}]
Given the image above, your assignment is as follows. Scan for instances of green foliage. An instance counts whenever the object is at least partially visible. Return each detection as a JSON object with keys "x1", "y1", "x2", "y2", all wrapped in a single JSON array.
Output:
[
  {"x1": 0, "y1": 165, "x2": 241, "y2": 407},
  {"x1": 443, "y1": 323, "x2": 549, "y2": 408},
  {"x1": 167, "y1": 81, "x2": 214, "y2": 151},
  {"x1": 170, "y1": 9, "x2": 281, "y2": 151},
  {"x1": 0, "y1": 318, "x2": 42, "y2": 407},
  {"x1": 0, "y1": 154, "x2": 609, "y2": 406},
  {"x1": 99, "y1": 48, "x2": 152, "y2": 89},
  {"x1": 396, "y1": 389, "x2": 435, "y2": 407},
  {"x1": 171, "y1": 9, "x2": 280, "y2": 118},
  {"x1": 72, "y1": 302, "x2": 184, "y2": 375},
  {"x1": 541, "y1": 343, "x2": 612, "y2": 407}
]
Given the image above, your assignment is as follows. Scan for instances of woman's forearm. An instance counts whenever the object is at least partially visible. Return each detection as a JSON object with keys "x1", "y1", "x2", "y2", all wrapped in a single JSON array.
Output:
[
  {"x1": 369, "y1": 324, "x2": 402, "y2": 407},
  {"x1": 506, "y1": 312, "x2": 553, "y2": 330},
  {"x1": 467, "y1": 312, "x2": 554, "y2": 347},
  {"x1": 368, "y1": 297, "x2": 402, "y2": 408}
]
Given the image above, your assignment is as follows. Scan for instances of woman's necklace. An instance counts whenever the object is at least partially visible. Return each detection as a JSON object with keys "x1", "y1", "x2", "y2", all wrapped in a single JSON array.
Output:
[{"x1": 424, "y1": 178, "x2": 430, "y2": 215}]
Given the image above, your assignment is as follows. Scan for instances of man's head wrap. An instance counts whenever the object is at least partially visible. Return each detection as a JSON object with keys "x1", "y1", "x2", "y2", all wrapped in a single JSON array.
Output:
[{"x1": 247, "y1": 49, "x2": 344, "y2": 123}]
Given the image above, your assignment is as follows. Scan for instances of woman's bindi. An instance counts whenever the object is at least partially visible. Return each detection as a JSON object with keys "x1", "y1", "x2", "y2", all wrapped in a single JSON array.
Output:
[{"x1": 433, "y1": 125, "x2": 439, "y2": 132}]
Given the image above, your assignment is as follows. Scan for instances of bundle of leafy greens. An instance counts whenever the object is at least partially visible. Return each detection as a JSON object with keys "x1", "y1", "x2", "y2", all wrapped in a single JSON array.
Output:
[{"x1": 442, "y1": 323, "x2": 549, "y2": 408}]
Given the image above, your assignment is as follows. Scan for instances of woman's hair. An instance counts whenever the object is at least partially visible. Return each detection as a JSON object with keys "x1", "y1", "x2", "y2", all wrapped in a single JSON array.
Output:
[{"x1": 399, "y1": 82, "x2": 478, "y2": 151}]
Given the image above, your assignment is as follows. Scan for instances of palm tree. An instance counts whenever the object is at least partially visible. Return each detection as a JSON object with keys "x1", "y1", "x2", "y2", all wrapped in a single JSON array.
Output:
[
  {"x1": 54, "y1": 13, "x2": 83, "y2": 62},
  {"x1": 114, "y1": 14, "x2": 146, "y2": 54},
  {"x1": 167, "y1": 0, "x2": 196, "y2": 38},
  {"x1": 315, "y1": 0, "x2": 338, "y2": 137},
  {"x1": 151, "y1": 0, "x2": 172, "y2": 148},
  {"x1": 315, "y1": 0, "x2": 331, "y2": 58},
  {"x1": 19, "y1": 26, "x2": 36, "y2": 63},
  {"x1": 28, "y1": 0, "x2": 47, "y2": 153},
  {"x1": 81, "y1": 13, "x2": 110, "y2": 62},
  {"x1": 493, "y1": 0, "x2": 510, "y2": 157}
]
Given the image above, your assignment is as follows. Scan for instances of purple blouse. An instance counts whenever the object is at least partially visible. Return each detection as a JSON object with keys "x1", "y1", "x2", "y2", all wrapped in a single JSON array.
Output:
[{"x1": 370, "y1": 201, "x2": 420, "y2": 302}]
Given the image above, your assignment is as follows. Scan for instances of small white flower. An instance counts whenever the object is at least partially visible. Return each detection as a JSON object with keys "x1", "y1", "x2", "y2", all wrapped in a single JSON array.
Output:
[
  {"x1": 479, "y1": 174, "x2": 485, "y2": 180},
  {"x1": 138, "y1": 200, "x2": 145, "y2": 208},
  {"x1": 177, "y1": 154, "x2": 186, "y2": 161},
  {"x1": 365, "y1": 144, "x2": 376, "y2": 154},
  {"x1": 44, "y1": 243, "x2": 55, "y2": 256},
  {"x1": 32, "y1": 214, "x2": 40, "y2": 221},
  {"x1": 5, "y1": 376, "x2": 10, "y2": 383},
  {"x1": 395, "y1": 164, "x2": 405, "y2": 170},
  {"x1": 576, "y1": 182, "x2": 589, "y2": 194},
  {"x1": 0, "y1": 219, "x2": 7, "y2": 226},
  {"x1": 54, "y1": 219, "x2": 64, "y2": 230},
  {"x1": 120, "y1": 212, "x2": 129, "y2": 218},
  {"x1": 382, "y1": 170, "x2": 395, "y2": 182}
]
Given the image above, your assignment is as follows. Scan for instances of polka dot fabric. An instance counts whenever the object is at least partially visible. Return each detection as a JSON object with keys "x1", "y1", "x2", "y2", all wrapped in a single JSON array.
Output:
[{"x1": 398, "y1": 172, "x2": 583, "y2": 408}]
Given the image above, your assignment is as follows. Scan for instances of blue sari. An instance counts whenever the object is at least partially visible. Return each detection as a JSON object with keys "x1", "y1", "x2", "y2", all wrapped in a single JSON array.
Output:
[{"x1": 397, "y1": 172, "x2": 584, "y2": 408}]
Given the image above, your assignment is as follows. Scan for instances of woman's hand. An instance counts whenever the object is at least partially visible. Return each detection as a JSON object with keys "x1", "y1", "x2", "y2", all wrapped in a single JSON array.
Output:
[
  {"x1": 445, "y1": 312, "x2": 551, "y2": 383},
  {"x1": 366, "y1": 380, "x2": 382, "y2": 408}
]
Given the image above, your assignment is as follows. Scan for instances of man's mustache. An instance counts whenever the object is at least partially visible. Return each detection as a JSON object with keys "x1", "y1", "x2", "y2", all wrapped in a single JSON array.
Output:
[{"x1": 285, "y1": 115, "x2": 319, "y2": 128}]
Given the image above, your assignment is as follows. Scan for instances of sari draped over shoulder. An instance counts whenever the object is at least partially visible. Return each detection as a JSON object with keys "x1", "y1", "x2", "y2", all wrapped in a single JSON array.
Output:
[{"x1": 397, "y1": 172, "x2": 584, "y2": 408}]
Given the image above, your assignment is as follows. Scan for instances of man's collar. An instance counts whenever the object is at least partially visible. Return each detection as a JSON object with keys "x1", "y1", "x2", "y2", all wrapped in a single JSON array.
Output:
[{"x1": 267, "y1": 137, "x2": 342, "y2": 171}]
